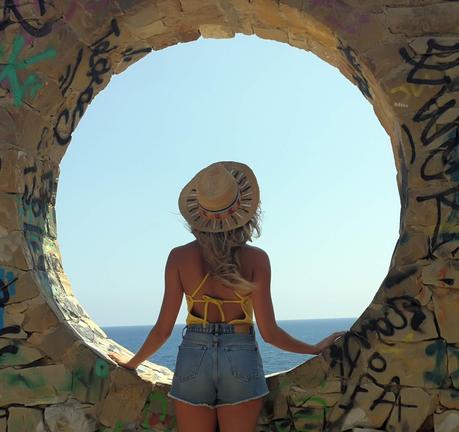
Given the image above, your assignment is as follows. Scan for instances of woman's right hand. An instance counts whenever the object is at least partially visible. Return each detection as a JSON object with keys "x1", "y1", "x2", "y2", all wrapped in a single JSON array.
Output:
[{"x1": 313, "y1": 331, "x2": 347, "y2": 355}]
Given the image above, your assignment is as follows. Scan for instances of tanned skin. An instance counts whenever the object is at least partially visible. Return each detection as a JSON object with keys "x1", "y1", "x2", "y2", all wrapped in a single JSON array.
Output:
[{"x1": 108, "y1": 240, "x2": 345, "y2": 432}]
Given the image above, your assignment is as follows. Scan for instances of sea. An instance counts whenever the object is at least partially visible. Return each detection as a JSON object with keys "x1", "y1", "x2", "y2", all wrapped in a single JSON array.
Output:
[{"x1": 102, "y1": 318, "x2": 355, "y2": 375}]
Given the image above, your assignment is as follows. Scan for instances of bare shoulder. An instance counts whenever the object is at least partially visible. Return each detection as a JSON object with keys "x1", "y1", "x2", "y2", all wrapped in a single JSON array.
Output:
[
  {"x1": 172, "y1": 241, "x2": 196, "y2": 252},
  {"x1": 167, "y1": 241, "x2": 196, "y2": 262},
  {"x1": 169, "y1": 241, "x2": 269, "y2": 269},
  {"x1": 239, "y1": 244, "x2": 270, "y2": 265}
]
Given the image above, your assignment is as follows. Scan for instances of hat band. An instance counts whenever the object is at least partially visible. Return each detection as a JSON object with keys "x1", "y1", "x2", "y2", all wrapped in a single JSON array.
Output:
[{"x1": 199, "y1": 191, "x2": 241, "y2": 220}]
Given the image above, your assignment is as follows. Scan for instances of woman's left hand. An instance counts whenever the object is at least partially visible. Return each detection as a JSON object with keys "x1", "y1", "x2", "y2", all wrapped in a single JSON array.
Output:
[{"x1": 107, "y1": 351, "x2": 137, "y2": 370}]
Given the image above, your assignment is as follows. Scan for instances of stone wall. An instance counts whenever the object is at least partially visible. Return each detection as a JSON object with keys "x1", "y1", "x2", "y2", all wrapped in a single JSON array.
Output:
[{"x1": 0, "y1": 0, "x2": 458, "y2": 430}]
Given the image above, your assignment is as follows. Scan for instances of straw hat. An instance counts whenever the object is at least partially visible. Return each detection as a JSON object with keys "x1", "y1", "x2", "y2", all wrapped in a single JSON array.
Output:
[{"x1": 178, "y1": 161, "x2": 260, "y2": 233}]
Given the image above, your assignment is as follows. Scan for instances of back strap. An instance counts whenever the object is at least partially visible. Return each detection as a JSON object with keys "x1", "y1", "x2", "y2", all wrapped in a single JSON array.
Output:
[{"x1": 190, "y1": 272, "x2": 210, "y2": 297}]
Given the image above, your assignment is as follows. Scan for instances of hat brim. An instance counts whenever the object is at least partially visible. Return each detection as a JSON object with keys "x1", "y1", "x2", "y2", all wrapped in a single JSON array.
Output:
[{"x1": 178, "y1": 161, "x2": 260, "y2": 233}]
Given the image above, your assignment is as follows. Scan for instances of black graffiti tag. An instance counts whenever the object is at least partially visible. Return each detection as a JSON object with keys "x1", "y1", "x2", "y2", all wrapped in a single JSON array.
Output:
[
  {"x1": 399, "y1": 39, "x2": 459, "y2": 255},
  {"x1": 121, "y1": 46, "x2": 152, "y2": 63},
  {"x1": 337, "y1": 39, "x2": 373, "y2": 102},
  {"x1": 0, "y1": 271, "x2": 20, "y2": 343},
  {"x1": 329, "y1": 296, "x2": 425, "y2": 393},
  {"x1": 54, "y1": 18, "x2": 121, "y2": 146},
  {"x1": 22, "y1": 163, "x2": 57, "y2": 220},
  {"x1": 0, "y1": 0, "x2": 54, "y2": 37},
  {"x1": 58, "y1": 47, "x2": 84, "y2": 97}
]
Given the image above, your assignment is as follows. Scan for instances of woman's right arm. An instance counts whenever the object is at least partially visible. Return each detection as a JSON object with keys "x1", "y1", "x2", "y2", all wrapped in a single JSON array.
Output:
[{"x1": 251, "y1": 248, "x2": 345, "y2": 355}]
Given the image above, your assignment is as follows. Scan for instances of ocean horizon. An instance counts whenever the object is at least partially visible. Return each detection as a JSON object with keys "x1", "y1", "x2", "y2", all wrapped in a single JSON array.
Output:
[{"x1": 102, "y1": 317, "x2": 355, "y2": 375}]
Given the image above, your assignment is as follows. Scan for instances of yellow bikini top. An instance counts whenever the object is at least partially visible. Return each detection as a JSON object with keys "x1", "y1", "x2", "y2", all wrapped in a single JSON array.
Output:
[{"x1": 185, "y1": 272, "x2": 254, "y2": 326}]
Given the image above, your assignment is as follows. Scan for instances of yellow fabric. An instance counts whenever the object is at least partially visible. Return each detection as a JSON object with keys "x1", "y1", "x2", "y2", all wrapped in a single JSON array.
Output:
[{"x1": 185, "y1": 272, "x2": 254, "y2": 326}]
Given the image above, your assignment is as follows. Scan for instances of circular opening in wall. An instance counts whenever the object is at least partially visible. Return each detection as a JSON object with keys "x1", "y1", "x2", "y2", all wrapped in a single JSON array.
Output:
[{"x1": 56, "y1": 34, "x2": 399, "y2": 376}]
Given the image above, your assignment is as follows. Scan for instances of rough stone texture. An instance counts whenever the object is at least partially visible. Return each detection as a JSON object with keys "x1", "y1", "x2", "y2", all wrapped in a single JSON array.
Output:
[
  {"x1": 0, "y1": 364, "x2": 72, "y2": 406},
  {"x1": 7, "y1": 407, "x2": 45, "y2": 432},
  {"x1": 0, "y1": 338, "x2": 44, "y2": 367},
  {"x1": 44, "y1": 400, "x2": 97, "y2": 432},
  {"x1": 434, "y1": 410, "x2": 459, "y2": 432},
  {"x1": 0, "y1": 0, "x2": 458, "y2": 431}
]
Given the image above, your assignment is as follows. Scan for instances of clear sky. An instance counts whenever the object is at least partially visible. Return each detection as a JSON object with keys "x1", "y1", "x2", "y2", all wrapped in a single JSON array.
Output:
[{"x1": 56, "y1": 33, "x2": 400, "y2": 327}]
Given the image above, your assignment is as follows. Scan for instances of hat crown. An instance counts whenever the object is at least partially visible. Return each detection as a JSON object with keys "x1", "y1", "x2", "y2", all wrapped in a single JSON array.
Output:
[
  {"x1": 178, "y1": 160, "x2": 260, "y2": 233},
  {"x1": 196, "y1": 163, "x2": 238, "y2": 211}
]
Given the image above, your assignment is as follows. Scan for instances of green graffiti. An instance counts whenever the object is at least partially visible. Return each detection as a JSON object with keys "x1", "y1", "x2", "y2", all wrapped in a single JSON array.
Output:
[
  {"x1": 95, "y1": 358, "x2": 110, "y2": 378},
  {"x1": 306, "y1": 396, "x2": 328, "y2": 417},
  {"x1": 292, "y1": 406, "x2": 326, "y2": 430},
  {"x1": 0, "y1": 34, "x2": 57, "y2": 106},
  {"x1": 7, "y1": 371, "x2": 46, "y2": 389},
  {"x1": 295, "y1": 406, "x2": 322, "y2": 422},
  {"x1": 448, "y1": 346, "x2": 459, "y2": 386},
  {"x1": 424, "y1": 340, "x2": 447, "y2": 386},
  {"x1": 273, "y1": 418, "x2": 292, "y2": 432},
  {"x1": 72, "y1": 366, "x2": 86, "y2": 384},
  {"x1": 98, "y1": 389, "x2": 176, "y2": 432},
  {"x1": 113, "y1": 420, "x2": 123, "y2": 432},
  {"x1": 142, "y1": 389, "x2": 176, "y2": 431},
  {"x1": 69, "y1": 359, "x2": 110, "y2": 403},
  {"x1": 97, "y1": 420, "x2": 124, "y2": 432}
]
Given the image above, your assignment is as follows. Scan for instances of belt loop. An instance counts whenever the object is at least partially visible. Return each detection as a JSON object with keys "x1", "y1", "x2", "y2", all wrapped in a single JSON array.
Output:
[{"x1": 181, "y1": 325, "x2": 188, "y2": 338}]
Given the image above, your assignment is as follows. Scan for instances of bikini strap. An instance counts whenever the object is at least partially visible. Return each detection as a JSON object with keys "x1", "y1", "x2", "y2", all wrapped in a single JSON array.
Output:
[
  {"x1": 233, "y1": 289, "x2": 251, "y2": 300},
  {"x1": 190, "y1": 272, "x2": 210, "y2": 298},
  {"x1": 233, "y1": 290, "x2": 244, "y2": 299}
]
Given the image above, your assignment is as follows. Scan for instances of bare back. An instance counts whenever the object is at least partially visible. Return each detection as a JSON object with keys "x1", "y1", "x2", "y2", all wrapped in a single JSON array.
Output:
[{"x1": 175, "y1": 240, "x2": 276, "y2": 339}]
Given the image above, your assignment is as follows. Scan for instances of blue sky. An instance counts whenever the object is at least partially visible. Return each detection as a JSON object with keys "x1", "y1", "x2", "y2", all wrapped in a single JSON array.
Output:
[{"x1": 56, "y1": 34, "x2": 400, "y2": 327}]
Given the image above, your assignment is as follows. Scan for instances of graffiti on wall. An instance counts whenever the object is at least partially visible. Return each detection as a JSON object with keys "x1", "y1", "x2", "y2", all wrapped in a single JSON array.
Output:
[
  {"x1": 0, "y1": 0, "x2": 54, "y2": 37},
  {"x1": 337, "y1": 39, "x2": 373, "y2": 102},
  {"x1": 399, "y1": 39, "x2": 459, "y2": 257},
  {"x1": 71, "y1": 358, "x2": 111, "y2": 404},
  {"x1": 0, "y1": 0, "x2": 457, "y2": 430},
  {"x1": 53, "y1": 17, "x2": 121, "y2": 146},
  {"x1": 322, "y1": 295, "x2": 427, "y2": 428},
  {"x1": 0, "y1": 34, "x2": 57, "y2": 107},
  {"x1": 0, "y1": 268, "x2": 20, "y2": 341},
  {"x1": 97, "y1": 389, "x2": 177, "y2": 432}
]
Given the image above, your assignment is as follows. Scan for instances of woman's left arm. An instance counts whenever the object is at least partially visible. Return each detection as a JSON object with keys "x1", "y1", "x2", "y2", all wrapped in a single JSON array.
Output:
[{"x1": 108, "y1": 247, "x2": 184, "y2": 369}]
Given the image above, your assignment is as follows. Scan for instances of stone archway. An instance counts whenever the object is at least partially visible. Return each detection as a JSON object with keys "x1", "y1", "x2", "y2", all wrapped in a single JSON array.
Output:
[{"x1": 0, "y1": 0, "x2": 458, "y2": 430}]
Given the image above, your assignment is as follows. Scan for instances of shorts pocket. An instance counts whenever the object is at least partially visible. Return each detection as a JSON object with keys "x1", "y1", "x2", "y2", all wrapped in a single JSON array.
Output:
[
  {"x1": 223, "y1": 344, "x2": 264, "y2": 383},
  {"x1": 174, "y1": 343, "x2": 208, "y2": 383}
]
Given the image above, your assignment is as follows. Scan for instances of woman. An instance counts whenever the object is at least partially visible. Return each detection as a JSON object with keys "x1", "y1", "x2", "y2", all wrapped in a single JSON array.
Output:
[{"x1": 108, "y1": 161, "x2": 346, "y2": 432}]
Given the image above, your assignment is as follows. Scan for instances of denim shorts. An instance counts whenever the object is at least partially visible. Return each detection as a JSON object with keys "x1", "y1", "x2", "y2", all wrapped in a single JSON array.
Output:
[{"x1": 167, "y1": 323, "x2": 270, "y2": 408}]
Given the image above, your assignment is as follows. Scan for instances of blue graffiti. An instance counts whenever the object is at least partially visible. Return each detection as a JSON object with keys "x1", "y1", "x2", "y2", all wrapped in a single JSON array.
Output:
[{"x1": 0, "y1": 268, "x2": 17, "y2": 329}]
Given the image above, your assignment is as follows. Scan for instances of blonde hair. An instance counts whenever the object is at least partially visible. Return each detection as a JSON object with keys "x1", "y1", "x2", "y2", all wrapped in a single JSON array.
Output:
[{"x1": 186, "y1": 204, "x2": 262, "y2": 294}]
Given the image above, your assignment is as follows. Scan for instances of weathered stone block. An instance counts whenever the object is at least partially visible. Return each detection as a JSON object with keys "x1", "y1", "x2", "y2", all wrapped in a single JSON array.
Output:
[
  {"x1": 22, "y1": 300, "x2": 59, "y2": 333},
  {"x1": 0, "y1": 365, "x2": 72, "y2": 405},
  {"x1": 199, "y1": 24, "x2": 235, "y2": 38},
  {"x1": 100, "y1": 368, "x2": 152, "y2": 426},
  {"x1": 370, "y1": 340, "x2": 448, "y2": 388},
  {"x1": 432, "y1": 289, "x2": 459, "y2": 342},
  {"x1": 434, "y1": 410, "x2": 459, "y2": 432},
  {"x1": 7, "y1": 407, "x2": 45, "y2": 432},
  {"x1": 44, "y1": 399, "x2": 97, "y2": 432},
  {"x1": 385, "y1": 387, "x2": 435, "y2": 431},
  {"x1": 0, "y1": 2, "x2": 458, "y2": 432},
  {"x1": 0, "y1": 339, "x2": 44, "y2": 367}
]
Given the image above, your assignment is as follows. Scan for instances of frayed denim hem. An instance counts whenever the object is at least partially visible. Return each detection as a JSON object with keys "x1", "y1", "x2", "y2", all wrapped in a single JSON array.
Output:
[
  {"x1": 167, "y1": 390, "x2": 270, "y2": 409},
  {"x1": 214, "y1": 390, "x2": 270, "y2": 407},
  {"x1": 167, "y1": 392, "x2": 216, "y2": 409}
]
